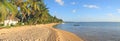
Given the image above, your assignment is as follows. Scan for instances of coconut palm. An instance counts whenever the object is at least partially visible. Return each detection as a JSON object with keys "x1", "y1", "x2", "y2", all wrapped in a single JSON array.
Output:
[
  {"x1": 0, "y1": 0, "x2": 63, "y2": 25},
  {"x1": 0, "y1": 0, "x2": 18, "y2": 22}
]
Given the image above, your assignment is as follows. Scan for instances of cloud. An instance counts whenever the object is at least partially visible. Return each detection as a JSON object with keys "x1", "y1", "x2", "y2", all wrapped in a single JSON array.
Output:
[
  {"x1": 72, "y1": 9, "x2": 76, "y2": 13},
  {"x1": 83, "y1": 4, "x2": 99, "y2": 9},
  {"x1": 55, "y1": 0, "x2": 64, "y2": 6},
  {"x1": 71, "y1": 2, "x2": 76, "y2": 5},
  {"x1": 107, "y1": 13, "x2": 114, "y2": 17},
  {"x1": 117, "y1": 9, "x2": 120, "y2": 13}
]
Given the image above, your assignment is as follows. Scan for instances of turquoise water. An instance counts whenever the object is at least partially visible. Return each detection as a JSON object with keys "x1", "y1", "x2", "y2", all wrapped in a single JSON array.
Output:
[{"x1": 56, "y1": 22, "x2": 120, "y2": 41}]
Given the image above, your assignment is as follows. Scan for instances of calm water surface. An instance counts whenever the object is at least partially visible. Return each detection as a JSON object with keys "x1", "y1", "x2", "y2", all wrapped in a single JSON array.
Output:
[{"x1": 56, "y1": 22, "x2": 120, "y2": 41}]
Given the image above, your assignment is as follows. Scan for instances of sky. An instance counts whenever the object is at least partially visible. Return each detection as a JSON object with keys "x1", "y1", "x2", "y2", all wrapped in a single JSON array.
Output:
[{"x1": 44, "y1": 0, "x2": 120, "y2": 22}]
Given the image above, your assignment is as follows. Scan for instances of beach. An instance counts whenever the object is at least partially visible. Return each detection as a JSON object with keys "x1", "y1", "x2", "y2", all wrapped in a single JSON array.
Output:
[{"x1": 0, "y1": 23, "x2": 83, "y2": 41}]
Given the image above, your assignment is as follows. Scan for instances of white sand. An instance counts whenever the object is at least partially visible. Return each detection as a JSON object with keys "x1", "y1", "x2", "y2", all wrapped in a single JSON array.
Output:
[{"x1": 0, "y1": 23, "x2": 83, "y2": 41}]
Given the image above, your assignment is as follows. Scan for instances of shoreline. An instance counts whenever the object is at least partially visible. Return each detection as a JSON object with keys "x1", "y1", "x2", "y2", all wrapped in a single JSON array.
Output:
[{"x1": 0, "y1": 23, "x2": 83, "y2": 41}]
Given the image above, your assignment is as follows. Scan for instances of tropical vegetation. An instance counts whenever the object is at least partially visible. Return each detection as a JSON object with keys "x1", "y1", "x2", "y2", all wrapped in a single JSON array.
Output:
[{"x1": 0, "y1": 0, "x2": 63, "y2": 26}]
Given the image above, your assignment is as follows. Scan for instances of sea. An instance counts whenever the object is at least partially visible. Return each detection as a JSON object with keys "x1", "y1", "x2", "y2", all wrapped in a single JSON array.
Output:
[{"x1": 56, "y1": 22, "x2": 120, "y2": 41}]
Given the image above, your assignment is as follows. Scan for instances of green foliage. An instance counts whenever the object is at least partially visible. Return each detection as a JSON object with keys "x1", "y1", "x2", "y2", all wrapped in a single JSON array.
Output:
[
  {"x1": 0, "y1": 0, "x2": 18, "y2": 22},
  {"x1": 0, "y1": 0, "x2": 63, "y2": 26}
]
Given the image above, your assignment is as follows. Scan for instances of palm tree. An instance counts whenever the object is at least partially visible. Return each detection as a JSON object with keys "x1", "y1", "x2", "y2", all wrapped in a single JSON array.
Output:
[
  {"x1": 0, "y1": 0, "x2": 18, "y2": 22},
  {"x1": 0, "y1": 0, "x2": 62, "y2": 26}
]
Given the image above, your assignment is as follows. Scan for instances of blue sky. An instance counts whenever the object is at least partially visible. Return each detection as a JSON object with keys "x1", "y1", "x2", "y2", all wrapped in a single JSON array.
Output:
[{"x1": 44, "y1": 0, "x2": 120, "y2": 22}]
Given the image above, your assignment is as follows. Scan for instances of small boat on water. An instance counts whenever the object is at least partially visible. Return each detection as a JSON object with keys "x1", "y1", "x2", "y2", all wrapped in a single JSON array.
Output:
[{"x1": 73, "y1": 24, "x2": 80, "y2": 26}]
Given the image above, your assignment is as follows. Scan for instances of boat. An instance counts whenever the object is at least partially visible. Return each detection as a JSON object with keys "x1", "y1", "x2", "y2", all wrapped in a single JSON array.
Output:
[{"x1": 73, "y1": 24, "x2": 80, "y2": 26}]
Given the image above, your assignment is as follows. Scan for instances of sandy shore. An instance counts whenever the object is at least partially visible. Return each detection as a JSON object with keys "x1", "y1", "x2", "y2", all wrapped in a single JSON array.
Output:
[{"x1": 0, "y1": 23, "x2": 83, "y2": 41}]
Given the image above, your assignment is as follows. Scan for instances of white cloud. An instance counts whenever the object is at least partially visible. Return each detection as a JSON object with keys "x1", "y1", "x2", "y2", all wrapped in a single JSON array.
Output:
[
  {"x1": 117, "y1": 9, "x2": 120, "y2": 13},
  {"x1": 107, "y1": 13, "x2": 114, "y2": 17},
  {"x1": 71, "y1": 2, "x2": 76, "y2": 5},
  {"x1": 83, "y1": 4, "x2": 99, "y2": 9},
  {"x1": 72, "y1": 9, "x2": 76, "y2": 13},
  {"x1": 55, "y1": 0, "x2": 64, "y2": 6}
]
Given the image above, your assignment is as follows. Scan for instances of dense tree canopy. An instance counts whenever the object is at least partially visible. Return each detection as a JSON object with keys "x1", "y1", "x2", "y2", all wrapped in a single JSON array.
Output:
[{"x1": 0, "y1": 0, "x2": 63, "y2": 26}]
